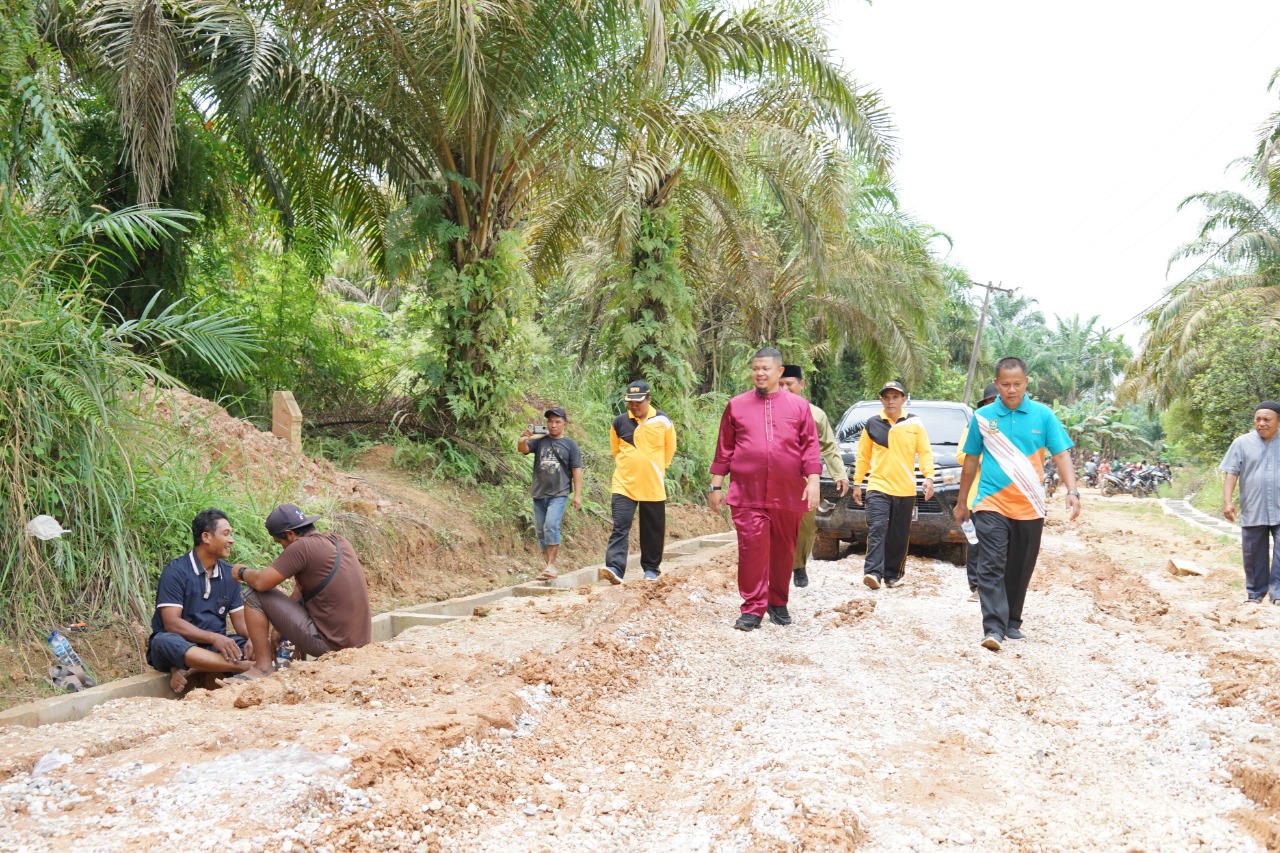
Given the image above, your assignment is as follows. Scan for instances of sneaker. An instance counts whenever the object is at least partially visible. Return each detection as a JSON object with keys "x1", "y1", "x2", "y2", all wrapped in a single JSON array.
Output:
[
  {"x1": 863, "y1": 574, "x2": 881, "y2": 590},
  {"x1": 793, "y1": 567, "x2": 809, "y2": 588},
  {"x1": 981, "y1": 633, "x2": 1002, "y2": 651},
  {"x1": 1004, "y1": 627, "x2": 1025, "y2": 640},
  {"x1": 600, "y1": 566, "x2": 623, "y2": 585},
  {"x1": 643, "y1": 569, "x2": 660, "y2": 580},
  {"x1": 766, "y1": 605, "x2": 792, "y2": 626},
  {"x1": 733, "y1": 613, "x2": 762, "y2": 631},
  {"x1": 967, "y1": 589, "x2": 979, "y2": 602},
  {"x1": 884, "y1": 577, "x2": 903, "y2": 588}
]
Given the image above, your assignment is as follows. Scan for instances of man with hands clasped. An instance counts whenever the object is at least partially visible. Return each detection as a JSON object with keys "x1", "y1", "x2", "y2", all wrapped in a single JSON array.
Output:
[
  {"x1": 146, "y1": 509, "x2": 255, "y2": 693},
  {"x1": 852, "y1": 380, "x2": 934, "y2": 591}
]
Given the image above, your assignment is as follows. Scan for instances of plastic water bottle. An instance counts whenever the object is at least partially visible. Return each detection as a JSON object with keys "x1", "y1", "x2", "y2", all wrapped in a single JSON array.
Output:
[
  {"x1": 47, "y1": 630, "x2": 85, "y2": 670},
  {"x1": 961, "y1": 519, "x2": 979, "y2": 545},
  {"x1": 275, "y1": 639, "x2": 293, "y2": 670}
]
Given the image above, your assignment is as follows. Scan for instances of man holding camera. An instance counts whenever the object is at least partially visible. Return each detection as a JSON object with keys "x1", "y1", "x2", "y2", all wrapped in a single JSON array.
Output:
[{"x1": 520, "y1": 407, "x2": 584, "y2": 580}]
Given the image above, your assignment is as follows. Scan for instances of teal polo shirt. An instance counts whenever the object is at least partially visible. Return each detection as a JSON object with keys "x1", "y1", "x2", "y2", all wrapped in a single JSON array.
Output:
[{"x1": 962, "y1": 395, "x2": 1073, "y2": 520}]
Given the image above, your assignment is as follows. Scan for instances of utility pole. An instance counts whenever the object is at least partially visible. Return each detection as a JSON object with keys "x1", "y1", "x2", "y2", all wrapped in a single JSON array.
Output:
[{"x1": 963, "y1": 281, "x2": 1015, "y2": 407}]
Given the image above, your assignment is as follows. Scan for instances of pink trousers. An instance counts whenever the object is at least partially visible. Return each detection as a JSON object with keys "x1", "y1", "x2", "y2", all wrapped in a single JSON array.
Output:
[{"x1": 731, "y1": 506, "x2": 803, "y2": 615}]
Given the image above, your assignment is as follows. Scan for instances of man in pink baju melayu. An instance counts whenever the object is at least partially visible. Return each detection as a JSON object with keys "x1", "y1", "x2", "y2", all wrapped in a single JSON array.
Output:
[{"x1": 709, "y1": 348, "x2": 822, "y2": 631}]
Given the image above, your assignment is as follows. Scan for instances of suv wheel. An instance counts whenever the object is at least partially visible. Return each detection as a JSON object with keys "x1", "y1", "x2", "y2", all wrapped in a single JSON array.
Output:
[{"x1": 812, "y1": 534, "x2": 842, "y2": 561}]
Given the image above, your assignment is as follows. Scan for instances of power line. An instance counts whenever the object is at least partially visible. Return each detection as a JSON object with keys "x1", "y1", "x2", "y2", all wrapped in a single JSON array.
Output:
[{"x1": 1109, "y1": 220, "x2": 1253, "y2": 330}]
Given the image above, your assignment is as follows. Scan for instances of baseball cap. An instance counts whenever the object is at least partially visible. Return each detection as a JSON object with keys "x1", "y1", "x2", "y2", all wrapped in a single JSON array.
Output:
[
  {"x1": 544, "y1": 406, "x2": 568, "y2": 419},
  {"x1": 265, "y1": 504, "x2": 321, "y2": 538},
  {"x1": 623, "y1": 381, "x2": 651, "y2": 402},
  {"x1": 879, "y1": 380, "x2": 907, "y2": 396},
  {"x1": 981, "y1": 382, "x2": 999, "y2": 403}
]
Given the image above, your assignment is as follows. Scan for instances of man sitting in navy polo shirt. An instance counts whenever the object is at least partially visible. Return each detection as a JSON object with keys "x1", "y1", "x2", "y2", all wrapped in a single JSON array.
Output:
[{"x1": 146, "y1": 509, "x2": 255, "y2": 693}]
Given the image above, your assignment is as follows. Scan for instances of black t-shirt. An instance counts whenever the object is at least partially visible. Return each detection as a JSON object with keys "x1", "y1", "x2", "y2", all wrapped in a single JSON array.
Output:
[{"x1": 525, "y1": 436, "x2": 582, "y2": 498}]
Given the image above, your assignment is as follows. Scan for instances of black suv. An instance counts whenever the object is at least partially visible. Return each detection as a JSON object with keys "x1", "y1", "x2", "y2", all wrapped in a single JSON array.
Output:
[{"x1": 813, "y1": 400, "x2": 973, "y2": 564}]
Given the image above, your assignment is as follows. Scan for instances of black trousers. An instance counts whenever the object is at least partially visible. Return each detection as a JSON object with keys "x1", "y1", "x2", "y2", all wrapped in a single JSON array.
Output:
[
  {"x1": 966, "y1": 538, "x2": 980, "y2": 593},
  {"x1": 973, "y1": 511, "x2": 1044, "y2": 637},
  {"x1": 864, "y1": 491, "x2": 914, "y2": 582},
  {"x1": 605, "y1": 494, "x2": 665, "y2": 577}
]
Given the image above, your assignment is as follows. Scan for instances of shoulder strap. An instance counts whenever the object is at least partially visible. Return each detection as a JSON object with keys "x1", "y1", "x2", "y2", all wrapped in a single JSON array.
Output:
[{"x1": 300, "y1": 535, "x2": 342, "y2": 607}]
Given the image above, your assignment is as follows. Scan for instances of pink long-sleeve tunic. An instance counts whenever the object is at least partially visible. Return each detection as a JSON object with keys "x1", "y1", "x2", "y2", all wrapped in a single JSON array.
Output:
[{"x1": 710, "y1": 388, "x2": 823, "y2": 512}]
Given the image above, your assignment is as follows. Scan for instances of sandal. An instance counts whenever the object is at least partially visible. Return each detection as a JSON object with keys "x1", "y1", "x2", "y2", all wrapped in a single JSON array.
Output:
[{"x1": 535, "y1": 569, "x2": 559, "y2": 581}]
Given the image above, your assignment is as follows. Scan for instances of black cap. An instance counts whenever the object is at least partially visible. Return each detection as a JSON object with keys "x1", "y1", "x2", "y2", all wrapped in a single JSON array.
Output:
[
  {"x1": 981, "y1": 383, "x2": 999, "y2": 403},
  {"x1": 623, "y1": 381, "x2": 651, "y2": 402},
  {"x1": 781, "y1": 365, "x2": 803, "y2": 380},
  {"x1": 265, "y1": 504, "x2": 321, "y2": 538},
  {"x1": 879, "y1": 380, "x2": 907, "y2": 396},
  {"x1": 544, "y1": 406, "x2": 567, "y2": 420}
]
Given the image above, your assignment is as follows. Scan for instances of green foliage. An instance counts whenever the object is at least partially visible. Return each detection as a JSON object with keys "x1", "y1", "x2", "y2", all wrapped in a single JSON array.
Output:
[
  {"x1": 1185, "y1": 304, "x2": 1280, "y2": 459},
  {"x1": 398, "y1": 233, "x2": 535, "y2": 446},
  {"x1": 1052, "y1": 401, "x2": 1152, "y2": 459},
  {"x1": 603, "y1": 208, "x2": 696, "y2": 395},
  {"x1": 1170, "y1": 461, "x2": 1226, "y2": 518},
  {"x1": 0, "y1": 203, "x2": 266, "y2": 635}
]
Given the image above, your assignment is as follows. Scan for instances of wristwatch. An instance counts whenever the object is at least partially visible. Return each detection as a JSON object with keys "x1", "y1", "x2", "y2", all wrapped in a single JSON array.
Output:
[
  {"x1": 1066, "y1": 490, "x2": 1080, "y2": 497},
  {"x1": 708, "y1": 485, "x2": 723, "y2": 492},
  {"x1": 235, "y1": 566, "x2": 247, "y2": 582}
]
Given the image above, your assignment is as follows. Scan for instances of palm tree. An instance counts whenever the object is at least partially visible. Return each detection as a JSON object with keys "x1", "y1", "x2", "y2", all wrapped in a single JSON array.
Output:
[
  {"x1": 524, "y1": 0, "x2": 895, "y2": 395},
  {"x1": 1121, "y1": 175, "x2": 1280, "y2": 406}
]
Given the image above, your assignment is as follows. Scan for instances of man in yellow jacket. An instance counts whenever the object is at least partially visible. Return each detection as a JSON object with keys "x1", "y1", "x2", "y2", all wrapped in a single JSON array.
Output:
[
  {"x1": 852, "y1": 380, "x2": 934, "y2": 589},
  {"x1": 601, "y1": 380, "x2": 677, "y2": 583}
]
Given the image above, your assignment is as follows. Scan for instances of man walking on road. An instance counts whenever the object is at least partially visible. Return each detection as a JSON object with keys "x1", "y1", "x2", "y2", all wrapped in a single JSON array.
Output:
[
  {"x1": 601, "y1": 381, "x2": 677, "y2": 584},
  {"x1": 780, "y1": 365, "x2": 848, "y2": 588},
  {"x1": 519, "y1": 407, "x2": 584, "y2": 581},
  {"x1": 956, "y1": 383, "x2": 999, "y2": 602},
  {"x1": 852, "y1": 380, "x2": 934, "y2": 590},
  {"x1": 1221, "y1": 401, "x2": 1280, "y2": 603},
  {"x1": 710, "y1": 348, "x2": 822, "y2": 630},
  {"x1": 954, "y1": 357, "x2": 1080, "y2": 651}
]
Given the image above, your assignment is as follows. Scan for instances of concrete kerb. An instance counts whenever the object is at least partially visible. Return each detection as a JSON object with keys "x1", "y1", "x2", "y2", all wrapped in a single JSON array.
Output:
[
  {"x1": 0, "y1": 530, "x2": 736, "y2": 729},
  {"x1": 1161, "y1": 499, "x2": 1242, "y2": 542}
]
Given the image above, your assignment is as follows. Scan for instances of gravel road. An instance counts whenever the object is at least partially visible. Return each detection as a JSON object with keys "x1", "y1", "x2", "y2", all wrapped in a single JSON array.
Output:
[{"x1": 1, "y1": 501, "x2": 1275, "y2": 851}]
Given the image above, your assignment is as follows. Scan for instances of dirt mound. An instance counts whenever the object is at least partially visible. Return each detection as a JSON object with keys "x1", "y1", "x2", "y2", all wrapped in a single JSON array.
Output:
[
  {"x1": 819, "y1": 598, "x2": 877, "y2": 627},
  {"x1": 143, "y1": 385, "x2": 377, "y2": 503}
]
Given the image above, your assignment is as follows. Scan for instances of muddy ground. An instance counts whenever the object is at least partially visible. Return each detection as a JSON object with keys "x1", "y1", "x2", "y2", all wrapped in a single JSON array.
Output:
[{"x1": 3, "y1": 495, "x2": 1280, "y2": 851}]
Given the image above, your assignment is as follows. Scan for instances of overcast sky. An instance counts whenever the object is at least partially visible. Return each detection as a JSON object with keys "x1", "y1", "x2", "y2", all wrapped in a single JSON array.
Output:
[{"x1": 830, "y1": 0, "x2": 1280, "y2": 343}]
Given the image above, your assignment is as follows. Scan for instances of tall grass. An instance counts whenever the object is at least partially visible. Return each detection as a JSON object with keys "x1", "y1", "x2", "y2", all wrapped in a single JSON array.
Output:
[{"x1": 0, "y1": 202, "x2": 265, "y2": 637}]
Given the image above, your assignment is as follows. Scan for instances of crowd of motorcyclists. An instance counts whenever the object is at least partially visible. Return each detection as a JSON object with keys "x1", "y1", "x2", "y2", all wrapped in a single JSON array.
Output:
[{"x1": 1075, "y1": 455, "x2": 1172, "y2": 498}]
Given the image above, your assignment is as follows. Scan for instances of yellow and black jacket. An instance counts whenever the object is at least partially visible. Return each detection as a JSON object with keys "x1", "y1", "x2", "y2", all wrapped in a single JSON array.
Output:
[
  {"x1": 610, "y1": 405, "x2": 677, "y2": 502},
  {"x1": 853, "y1": 410, "x2": 935, "y2": 498}
]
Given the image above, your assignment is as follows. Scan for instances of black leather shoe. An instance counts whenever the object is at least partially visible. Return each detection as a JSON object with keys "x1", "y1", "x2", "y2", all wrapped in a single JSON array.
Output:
[
  {"x1": 981, "y1": 633, "x2": 1002, "y2": 651},
  {"x1": 1004, "y1": 627, "x2": 1026, "y2": 640},
  {"x1": 734, "y1": 613, "x2": 762, "y2": 631},
  {"x1": 766, "y1": 605, "x2": 792, "y2": 626},
  {"x1": 793, "y1": 568, "x2": 809, "y2": 588}
]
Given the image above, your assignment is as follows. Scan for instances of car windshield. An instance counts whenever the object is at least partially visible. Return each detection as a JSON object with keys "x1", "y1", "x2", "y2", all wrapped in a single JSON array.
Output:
[{"x1": 835, "y1": 403, "x2": 971, "y2": 446}]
